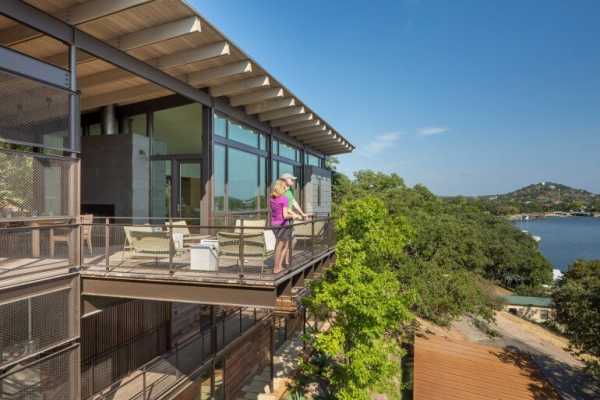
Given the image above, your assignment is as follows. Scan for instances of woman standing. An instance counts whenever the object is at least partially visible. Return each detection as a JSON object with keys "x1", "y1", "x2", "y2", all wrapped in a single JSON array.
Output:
[{"x1": 270, "y1": 180, "x2": 298, "y2": 273}]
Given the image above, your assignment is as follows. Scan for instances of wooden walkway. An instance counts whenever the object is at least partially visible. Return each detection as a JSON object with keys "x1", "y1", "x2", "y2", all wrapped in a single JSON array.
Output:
[{"x1": 414, "y1": 334, "x2": 559, "y2": 400}]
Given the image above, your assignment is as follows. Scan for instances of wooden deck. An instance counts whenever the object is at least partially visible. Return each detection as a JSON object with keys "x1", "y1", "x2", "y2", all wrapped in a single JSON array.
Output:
[{"x1": 414, "y1": 334, "x2": 560, "y2": 400}]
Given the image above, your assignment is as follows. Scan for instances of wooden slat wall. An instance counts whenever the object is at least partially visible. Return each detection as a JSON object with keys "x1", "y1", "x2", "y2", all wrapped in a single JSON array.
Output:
[
  {"x1": 223, "y1": 317, "x2": 271, "y2": 400},
  {"x1": 80, "y1": 299, "x2": 170, "y2": 399}
]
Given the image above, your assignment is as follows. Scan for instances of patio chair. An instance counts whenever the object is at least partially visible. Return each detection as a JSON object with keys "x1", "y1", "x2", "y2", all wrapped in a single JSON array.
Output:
[
  {"x1": 165, "y1": 220, "x2": 209, "y2": 246},
  {"x1": 123, "y1": 225, "x2": 153, "y2": 253},
  {"x1": 50, "y1": 214, "x2": 94, "y2": 257},
  {"x1": 217, "y1": 229, "x2": 273, "y2": 275},
  {"x1": 127, "y1": 230, "x2": 184, "y2": 265},
  {"x1": 233, "y1": 219, "x2": 275, "y2": 252}
]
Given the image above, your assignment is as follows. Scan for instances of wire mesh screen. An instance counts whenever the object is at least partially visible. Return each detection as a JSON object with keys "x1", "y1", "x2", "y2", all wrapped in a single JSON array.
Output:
[
  {"x1": 0, "y1": 289, "x2": 72, "y2": 368},
  {"x1": 0, "y1": 150, "x2": 73, "y2": 219},
  {"x1": 0, "y1": 69, "x2": 70, "y2": 151},
  {"x1": 0, "y1": 346, "x2": 77, "y2": 400}
]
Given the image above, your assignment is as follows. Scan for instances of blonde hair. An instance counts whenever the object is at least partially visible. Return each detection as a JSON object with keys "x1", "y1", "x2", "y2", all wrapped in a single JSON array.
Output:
[{"x1": 271, "y1": 179, "x2": 287, "y2": 198}]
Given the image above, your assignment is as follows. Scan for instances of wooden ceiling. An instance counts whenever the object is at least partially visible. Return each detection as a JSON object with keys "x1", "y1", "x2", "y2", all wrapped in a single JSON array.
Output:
[{"x1": 0, "y1": 0, "x2": 353, "y2": 155}]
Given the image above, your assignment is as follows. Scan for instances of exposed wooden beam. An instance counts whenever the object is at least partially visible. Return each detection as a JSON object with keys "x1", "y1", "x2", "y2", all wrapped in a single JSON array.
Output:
[
  {"x1": 245, "y1": 98, "x2": 296, "y2": 115},
  {"x1": 113, "y1": 16, "x2": 201, "y2": 50},
  {"x1": 280, "y1": 119, "x2": 320, "y2": 132},
  {"x1": 155, "y1": 41, "x2": 229, "y2": 69},
  {"x1": 303, "y1": 133, "x2": 339, "y2": 145},
  {"x1": 289, "y1": 125, "x2": 327, "y2": 137},
  {"x1": 298, "y1": 130, "x2": 335, "y2": 142},
  {"x1": 259, "y1": 106, "x2": 305, "y2": 122},
  {"x1": 78, "y1": 41, "x2": 230, "y2": 89},
  {"x1": 210, "y1": 76, "x2": 270, "y2": 97},
  {"x1": 271, "y1": 113, "x2": 314, "y2": 128},
  {"x1": 187, "y1": 60, "x2": 253, "y2": 87},
  {"x1": 81, "y1": 83, "x2": 170, "y2": 110},
  {"x1": 0, "y1": 0, "x2": 154, "y2": 46},
  {"x1": 230, "y1": 88, "x2": 284, "y2": 107},
  {"x1": 43, "y1": 16, "x2": 203, "y2": 67}
]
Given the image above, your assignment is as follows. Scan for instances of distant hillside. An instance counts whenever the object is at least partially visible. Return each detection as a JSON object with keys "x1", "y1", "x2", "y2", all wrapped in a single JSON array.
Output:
[{"x1": 479, "y1": 182, "x2": 600, "y2": 214}]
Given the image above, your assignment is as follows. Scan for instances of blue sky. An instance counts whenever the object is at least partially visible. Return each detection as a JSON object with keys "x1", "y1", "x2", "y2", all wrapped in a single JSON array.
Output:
[{"x1": 193, "y1": 0, "x2": 600, "y2": 196}]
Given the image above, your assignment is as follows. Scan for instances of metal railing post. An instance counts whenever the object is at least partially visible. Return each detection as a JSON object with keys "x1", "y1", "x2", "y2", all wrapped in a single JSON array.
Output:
[
  {"x1": 239, "y1": 220, "x2": 245, "y2": 276},
  {"x1": 104, "y1": 218, "x2": 109, "y2": 271},
  {"x1": 168, "y1": 219, "x2": 174, "y2": 274},
  {"x1": 175, "y1": 343, "x2": 180, "y2": 378},
  {"x1": 311, "y1": 219, "x2": 315, "y2": 258},
  {"x1": 79, "y1": 221, "x2": 84, "y2": 266},
  {"x1": 288, "y1": 224, "x2": 293, "y2": 271},
  {"x1": 142, "y1": 368, "x2": 147, "y2": 400}
]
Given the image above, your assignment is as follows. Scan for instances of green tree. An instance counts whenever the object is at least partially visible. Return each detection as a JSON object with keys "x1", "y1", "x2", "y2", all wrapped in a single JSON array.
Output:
[
  {"x1": 301, "y1": 197, "x2": 414, "y2": 399},
  {"x1": 553, "y1": 260, "x2": 600, "y2": 378}
]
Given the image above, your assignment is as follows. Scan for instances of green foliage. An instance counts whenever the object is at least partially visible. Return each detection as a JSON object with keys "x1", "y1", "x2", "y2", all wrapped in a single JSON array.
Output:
[
  {"x1": 301, "y1": 198, "x2": 415, "y2": 399},
  {"x1": 553, "y1": 260, "x2": 600, "y2": 378},
  {"x1": 331, "y1": 170, "x2": 552, "y2": 323}
]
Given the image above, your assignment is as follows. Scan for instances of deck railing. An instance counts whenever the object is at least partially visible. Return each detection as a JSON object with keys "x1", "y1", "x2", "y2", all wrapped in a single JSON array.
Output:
[
  {"x1": 79, "y1": 216, "x2": 336, "y2": 280},
  {"x1": 0, "y1": 215, "x2": 335, "y2": 283}
]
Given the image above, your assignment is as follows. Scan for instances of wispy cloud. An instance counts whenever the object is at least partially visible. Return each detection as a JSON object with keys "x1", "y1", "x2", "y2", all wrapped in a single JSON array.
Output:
[
  {"x1": 418, "y1": 127, "x2": 448, "y2": 136},
  {"x1": 364, "y1": 132, "x2": 404, "y2": 156}
]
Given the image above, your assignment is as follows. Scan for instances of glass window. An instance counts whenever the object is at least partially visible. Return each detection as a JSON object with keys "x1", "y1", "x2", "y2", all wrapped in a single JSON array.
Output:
[
  {"x1": 279, "y1": 142, "x2": 297, "y2": 161},
  {"x1": 259, "y1": 134, "x2": 268, "y2": 152},
  {"x1": 272, "y1": 160, "x2": 278, "y2": 183},
  {"x1": 214, "y1": 145, "x2": 226, "y2": 211},
  {"x1": 122, "y1": 114, "x2": 147, "y2": 136},
  {"x1": 272, "y1": 138, "x2": 279, "y2": 155},
  {"x1": 179, "y1": 162, "x2": 201, "y2": 221},
  {"x1": 150, "y1": 160, "x2": 171, "y2": 218},
  {"x1": 307, "y1": 153, "x2": 322, "y2": 167},
  {"x1": 227, "y1": 148, "x2": 258, "y2": 211},
  {"x1": 228, "y1": 121, "x2": 258, "y2": 148},
  {"x1": 259, "y1": 156, "x2": 267, "y2": 209},
  {"x1": 214, "y1": 114, "x2": 227, "y2": 137},
  {"x1": 152, "y1": 103, "x2": 202, "y2": 155}
]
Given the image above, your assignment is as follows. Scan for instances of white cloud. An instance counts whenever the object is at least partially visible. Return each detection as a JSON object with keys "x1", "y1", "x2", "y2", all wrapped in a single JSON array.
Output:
[
  {"x1": 418, "y1": 127, "x2": 448, "y2": 136},
  {"x1": 364, "y1": 132, "x2": 404, "y2": 156}
]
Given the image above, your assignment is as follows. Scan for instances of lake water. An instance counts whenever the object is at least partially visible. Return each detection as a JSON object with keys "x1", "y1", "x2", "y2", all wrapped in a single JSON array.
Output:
[{"x1": 513, "y1": 217, "x2": 600, "y2": 271}]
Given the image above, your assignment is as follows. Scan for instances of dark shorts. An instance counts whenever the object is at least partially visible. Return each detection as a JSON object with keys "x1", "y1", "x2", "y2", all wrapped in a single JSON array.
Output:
[{"x1": 272, "y1": 225, "x2": 293, "y2": 241}]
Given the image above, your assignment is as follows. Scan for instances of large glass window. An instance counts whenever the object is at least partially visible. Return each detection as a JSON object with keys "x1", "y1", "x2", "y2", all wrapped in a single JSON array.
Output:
[
  {"x1": 214, "y1": 114, "x2": 227, "y2": 137},
  {"x1": 214, "y1": 145, "x2": 226, "y2": 211},
  {"x1": 279, "y1": 142, "x2": 298, "y2": 161},
  {"x1": 122, "y1": 114, "x2": 147, "y2": 136},
  {"x1": 228, "y1": 121, "x2": 258, "y2": 148},
  {"x1": 150, "y1": 160, "x2": 172, "y2": 218},
  {"x1": 152, "y1": 103, "x2": 202, "y2": 155},
  {"x1": 227, "y1": 148, "x2": 258, "y2": 211},
  {"x1": 306, "y1": 153, "x2": 323, "y2": 167},
  {"x1": 259, "y1": 156, "x2": 268, "y2": 209}
]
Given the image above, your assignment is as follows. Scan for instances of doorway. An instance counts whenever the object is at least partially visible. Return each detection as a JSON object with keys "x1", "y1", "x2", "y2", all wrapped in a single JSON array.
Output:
[{"x1": 150, "y1": 159, "x2": 201, "y2": 222}]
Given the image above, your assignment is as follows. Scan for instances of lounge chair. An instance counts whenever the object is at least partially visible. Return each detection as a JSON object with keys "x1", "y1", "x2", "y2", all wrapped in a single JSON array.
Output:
[
  {"x1": 217, "y1": 221, "x2": 273, "y2": 275},
  {"x1": 234, "y1": 219, "x2": 275, "y2": 252},
  {"x1": 165, "y1": 220, "x2": 209, "y2": 246}
]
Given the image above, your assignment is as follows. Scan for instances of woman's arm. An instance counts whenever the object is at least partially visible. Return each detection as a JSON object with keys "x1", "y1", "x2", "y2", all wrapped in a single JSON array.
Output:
[{"x1": 283, "y1": 207, "x2": 299, "y2": 220}]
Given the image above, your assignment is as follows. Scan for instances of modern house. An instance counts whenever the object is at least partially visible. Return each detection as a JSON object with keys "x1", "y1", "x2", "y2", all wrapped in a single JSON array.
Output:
[{"x1": 0, "y1": 1, "x2": 353, "y2": 399}]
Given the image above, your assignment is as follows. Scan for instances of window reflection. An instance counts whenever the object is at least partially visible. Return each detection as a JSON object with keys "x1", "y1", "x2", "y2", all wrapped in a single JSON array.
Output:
[
  {"x1": 214, "y1": 145, "x2": 225, "y2": 211},
  {"x1": 152, "y1": 103, "x2": 202, "y2": 155},
  {"x1": 227, "y1": 148, "x2": 258, "y2": 211},
  {"x1": 228, "y1": 121, "x2": 258, "y2": 148},
  {"x1": 150, "y1": 160, "x2": 171, "y2": 218}
]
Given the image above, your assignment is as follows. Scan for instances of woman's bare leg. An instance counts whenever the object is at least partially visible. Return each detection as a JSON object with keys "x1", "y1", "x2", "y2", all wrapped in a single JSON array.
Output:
[{"x1": 274, "y1": 240, "x2": 286, "y2": 273}]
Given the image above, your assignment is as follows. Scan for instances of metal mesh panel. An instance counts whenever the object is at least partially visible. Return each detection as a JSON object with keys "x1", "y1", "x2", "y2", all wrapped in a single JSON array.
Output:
[
  {"x1": 0, "y1": 290, "x2": 71, "y2": 368},
  {"x1": 0, "y1": 69, "x2": 70, "y2": 151},
  {"x1": 0, "y1": 150, "x2": 72, "y2": 219},
  {"x1": 0, "y1": 346, "x2": 77, "y2": 400}
]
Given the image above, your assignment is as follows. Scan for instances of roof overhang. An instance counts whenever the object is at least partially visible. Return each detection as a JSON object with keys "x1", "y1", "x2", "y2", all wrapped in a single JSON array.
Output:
[{"x1": 0, "y1": 0, "x2": 354, "y2": 155}]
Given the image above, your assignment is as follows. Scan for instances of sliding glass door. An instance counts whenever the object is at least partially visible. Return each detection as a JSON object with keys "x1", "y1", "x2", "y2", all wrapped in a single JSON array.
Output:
[{"x1": 150, "y1": 159, "x2": 201, "y2": 221}]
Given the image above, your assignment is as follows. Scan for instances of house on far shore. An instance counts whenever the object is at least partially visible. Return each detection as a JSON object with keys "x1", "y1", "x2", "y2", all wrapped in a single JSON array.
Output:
[{"x1": 501, "y1": 295, "x2": 555, "y2": 323}]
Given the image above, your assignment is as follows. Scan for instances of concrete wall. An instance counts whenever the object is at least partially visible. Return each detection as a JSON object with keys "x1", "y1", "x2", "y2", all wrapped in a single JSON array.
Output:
[{"x1": 81, "y1": 134, "x2": 150, "y2": 218}]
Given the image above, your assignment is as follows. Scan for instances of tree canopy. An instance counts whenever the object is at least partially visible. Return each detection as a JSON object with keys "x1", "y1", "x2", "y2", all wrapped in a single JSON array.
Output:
[{"x1": 553, "y1": 260, "x2": 600, "y2": 378}]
